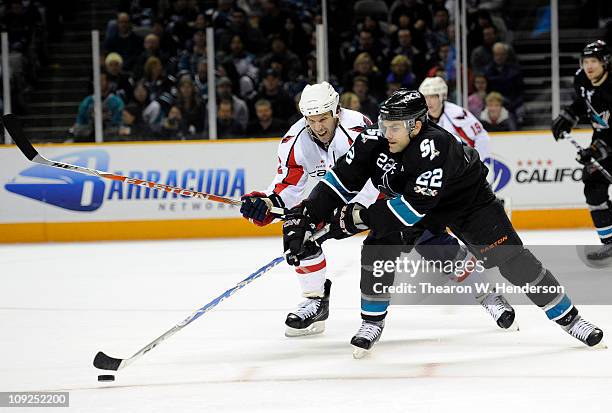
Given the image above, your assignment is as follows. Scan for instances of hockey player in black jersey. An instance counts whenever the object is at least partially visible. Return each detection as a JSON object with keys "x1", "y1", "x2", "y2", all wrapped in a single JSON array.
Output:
[
  {"x1": 552, "y1": 40, "x2": 612, "y2": 262},
  {"x1": 284, "y1": 89, "x2": 604, "y2": 356}
]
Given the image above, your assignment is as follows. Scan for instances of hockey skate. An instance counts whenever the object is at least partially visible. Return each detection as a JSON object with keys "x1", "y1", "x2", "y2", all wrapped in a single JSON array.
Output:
[
  {"x1": 558, "y1": 307, "x2": 605, "y2": 348},
  {"x1": 285, "y1": 279, "x2": 331, "y2": 337},
  {"x1": 479, "y1": 292, "x2": 518, "y2": 330},
  {"x1": 587, "y1": 244, "x2": 612, "y2": 265},
  {"x1": 351, "y1": 320, "x2": 385, "y2": 359}
]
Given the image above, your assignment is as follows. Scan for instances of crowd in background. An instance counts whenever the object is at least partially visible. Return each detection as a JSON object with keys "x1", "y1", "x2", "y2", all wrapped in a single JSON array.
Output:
[
  {"x1": 67, "y1": 0, "x2": 533, "y2": 140},
  {"x1": 0, "y1": 0, "x2": 531, "y2": 140}
]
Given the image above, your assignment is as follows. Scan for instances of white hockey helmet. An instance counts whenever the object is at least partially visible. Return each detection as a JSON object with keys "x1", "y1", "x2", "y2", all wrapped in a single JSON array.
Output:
[
  {"x1": 299, "y1": 81, "x2": 340, "y2": 118},
  {"x1": 418, "y1": 76, "x2": 448, "y2": 101}
]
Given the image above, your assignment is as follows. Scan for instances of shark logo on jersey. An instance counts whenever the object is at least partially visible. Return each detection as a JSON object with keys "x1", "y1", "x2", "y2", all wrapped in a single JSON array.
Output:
[
  {"x1": 581, "y1": 87, "x2": 610, "y2": 129},
  {"x1": 5, "y1": 150, "x2": 108, "y2": 211}
]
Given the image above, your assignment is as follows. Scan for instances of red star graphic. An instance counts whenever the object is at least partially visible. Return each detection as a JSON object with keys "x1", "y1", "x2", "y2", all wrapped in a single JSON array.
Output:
[
  {"x1": 547, "y1": 159, "x2": 553, "y2": 165},
  {"x1": 527, "y1": 160, "x2": 533, "y2": 166},
  {"x1": 537, "y1": 160, "x2": 542, "y2": 166},
  {"x1": 517, "y1": 161, "x2": 523, "y2": 166}
]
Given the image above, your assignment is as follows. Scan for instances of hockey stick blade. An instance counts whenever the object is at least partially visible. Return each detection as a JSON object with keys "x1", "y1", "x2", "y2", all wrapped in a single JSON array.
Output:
[
  {"x1": 93, "y1": 351, "x2": 123, "y2": 371},
  {"x1": 2, "y1": 114, "x2": 39, "y2": 160}
]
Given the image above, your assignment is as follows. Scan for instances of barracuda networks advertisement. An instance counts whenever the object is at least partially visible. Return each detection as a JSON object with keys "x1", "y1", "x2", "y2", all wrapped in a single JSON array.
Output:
[
  {"x1": 0, "y1": 141, "x2": 279, "y2": 223},
  {"x1": 0, "y1": 132, "x2": 593, "y2": 224}
]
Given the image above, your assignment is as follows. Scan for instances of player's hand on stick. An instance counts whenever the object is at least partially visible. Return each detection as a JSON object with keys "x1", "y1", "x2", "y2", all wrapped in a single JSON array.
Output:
[
  {"x1": 576, "y1": 139, "x2": 610, "y2": 165},
  {"x1": 552, "y1": 109, "x2": 578, "y2": 141},
  {"x1": 240, "y1": 192, "x2": 284, "y2": 226},
  {"x1": 327, "y1": 203, "x2": 369, "y2": 240},
  {"x1": 282, "y1": 204, "x2": 318, "y2": 266}
]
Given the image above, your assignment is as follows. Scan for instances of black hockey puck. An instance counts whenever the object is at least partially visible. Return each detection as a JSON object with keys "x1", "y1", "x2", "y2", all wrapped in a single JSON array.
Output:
[{"x1": 97, "y1": 374, "x2": 115, "y2": 382}]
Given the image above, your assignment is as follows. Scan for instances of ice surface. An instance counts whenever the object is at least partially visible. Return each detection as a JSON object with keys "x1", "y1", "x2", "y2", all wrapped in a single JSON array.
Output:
[{"x1": 0, "y1": 230, "x2": 610, "y2": 413}]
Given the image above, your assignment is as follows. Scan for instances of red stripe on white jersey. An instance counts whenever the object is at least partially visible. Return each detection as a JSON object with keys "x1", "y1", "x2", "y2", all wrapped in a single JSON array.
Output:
[
  {"x1": 296, "y1": 258, "x2": 327, "y2": 274},
  {"x1": 274, "y1": 137, "x2": 305, "y2": 194},
  {"x1": 452, "y1": 125, "x2": 475, "y2": 147}
]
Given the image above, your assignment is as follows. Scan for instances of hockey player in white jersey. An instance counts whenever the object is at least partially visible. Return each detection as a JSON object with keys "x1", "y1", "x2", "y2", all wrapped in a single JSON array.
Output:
[
  {"x1": 240, "y1": 81, "x2": 377, "y2": 337},
  {"x1": 419, "y1": 76, "x2": 490, "y2": 160}
]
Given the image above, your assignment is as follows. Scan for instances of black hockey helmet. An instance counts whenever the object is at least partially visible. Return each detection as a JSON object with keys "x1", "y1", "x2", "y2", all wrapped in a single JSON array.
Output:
[
  {"x1": 379, "y1": 89, "x2": 428, "y2": 133},
  {"x1": 581, "y1": 40, "x2": 611, "y2": 69}
]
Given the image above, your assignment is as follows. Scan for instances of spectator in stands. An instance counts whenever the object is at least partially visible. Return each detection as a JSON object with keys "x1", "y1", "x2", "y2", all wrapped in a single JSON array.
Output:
[
  {"x1": 194, "y1": 58, "x2": 209, "y2": 100},
  {"x1": 104, "y1": 53, "x2": 132, "y2": 104},
  {"x1": 151, "y1": 18, "x2": 180, "y2": 58},
  {"x1": 160, "y1": 106, "x2": 191, "y2": 139},
  {"x1": 73, "y1": 72, "x2": 125, "y2": 139},
  {"x1": 223, "y1": 35, "x2": 259, "y2": 100},
  {"x1": 386, "y1": 55, "x2": 417, "y2": 89},
  {"x1": 467, "y1": 9, "x2": 507, "y2": 50},
  {"x1": 121, "y1": 80, "x2": 161, "y2": 135},
  {"x1": 259, "y1": 0, "x2": 291, "y2": 37},
  {"x1": 479, "y1": 91, "x2": 516, "y2": 132},
  {"x1": 468, "y1": 74, "x2": 488, "y2": 118},
  {"x1": 141, "y1": 56, "x2": 175, "y2": 103},
  {"x1": 217, "y1": 99, "x2": 244, "y2": 138},
  {"x1": 259, "y1": 35, "x2": 302, "y2": 81},
  {"x1": 133, "y1": 33, "x2": 171, "y2": 80},
  {"x1": 249, "y1": 69, "x2": 296, "y2": 121},
  {"x1": 340, "y1": 92, "x2": 361, "y2": 111},
  {"x1": 345, "y1": 29, "x2": 388, "y2": 74},
  {"x1": 389, "y1": 0, "x2": 432, "y2": 38},
  {"x1": 393, "y1": 29, "x2": 426, "y2": 79},
  {"x1": 485, "y1": 42, "x2": 524, "y2": 119},
  {"x1": 207, "y1": 0, "x2": 232, "y2": 28},
  {"x1": 2, "y1": 0, "x2": 41, "y2": 96},
  {"x1": 351, "y1": 76, "x2": 379, "y2": 121},
  {"x1": 219, "y1": 8, "x2": 266, "y2": 54},
  {"x1": 343, "y1": 52, "x2": 386, "y2": 101},
  {"x1": 281, "y1": 14, "x2": 311, "y2": 58},
  {"x1": 426, "y1": 43, "x2": 452, "y2": 79},
  {"x1": 428, "y1": 6, "x2": 450, "y2": 50},
  {"x1": 119, "y1": 103, "x2": 151, "y2": 140},
  {"x1": 216, "y1": 77, "x2": 249, "y2": 131},
  {"x1": 178, "y1": 30, "x2": 207, "y2": 76},
  {"x1": 246, "y1": 99, "x2": 287, "y2": 138},
  {"x1": 470, "y1": 26, "x2": 497, "y2": 75},
  {"x1": 103, "y1": 12, "x2": 143, "y2": 71},
  {"x1": 163, "y1": 0, "x2": 198, "y2": 46},
  {"x1": 175, "y1": 76, "x2": 205, "y2": 134}
]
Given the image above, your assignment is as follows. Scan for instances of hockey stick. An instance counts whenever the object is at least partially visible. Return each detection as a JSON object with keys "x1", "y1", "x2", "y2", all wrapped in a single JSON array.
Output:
[
  {"x1": 93, "y1": 224, "x2": 330, "y2": 371},
  {"x1": 561, "y1": 132, "x2": 612, "y2": 184},
  {"x1": 2, "y1": 114, "x2": 286, "y2": 217}
]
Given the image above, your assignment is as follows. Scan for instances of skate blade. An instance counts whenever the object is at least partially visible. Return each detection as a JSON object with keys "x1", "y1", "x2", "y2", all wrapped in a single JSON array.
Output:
[
  {"x1": 285, "y1": 321, "x2": 325, "y2": 337},
  {"x1": 352, "y1": 345, "x2": 371, "y2": 359},
  {"x1": 592, "y1": 340, "x2": 608, "y2": 350}
]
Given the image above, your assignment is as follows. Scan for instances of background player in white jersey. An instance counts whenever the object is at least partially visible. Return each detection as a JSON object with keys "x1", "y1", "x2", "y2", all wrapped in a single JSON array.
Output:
[
  {"x1": 419, "y1": 76, "x2": 490, "y2": 161},
  {"x1": 240, "y1": 81, "x2": 376, "y2": 337}
]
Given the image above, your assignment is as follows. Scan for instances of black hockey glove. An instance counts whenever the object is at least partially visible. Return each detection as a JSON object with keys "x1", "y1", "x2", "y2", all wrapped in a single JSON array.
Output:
[
  {"x1": 576, "y1": 139, "x2": 611, "y2": 165},
  {"x1": 327, "y1": 203, "x2": 369, "y2": 240},
  {"x1": 240, "y1": 192, "x2": 284, "y2": 226},
  {"x1": 551, "y1": 108, "x2": 578, "y2": 141},
  {"x1": 282, "y1": 203, "x2": 319, "y2": 266}
]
